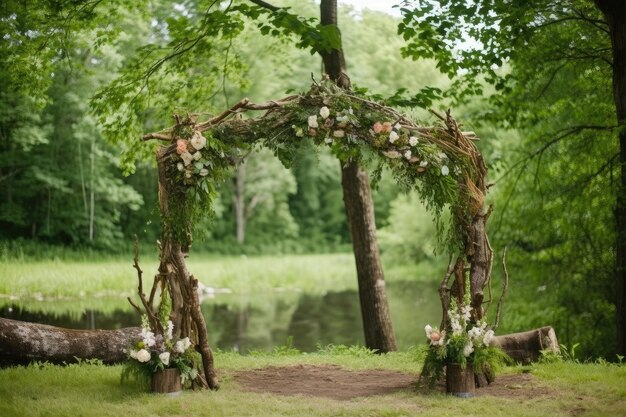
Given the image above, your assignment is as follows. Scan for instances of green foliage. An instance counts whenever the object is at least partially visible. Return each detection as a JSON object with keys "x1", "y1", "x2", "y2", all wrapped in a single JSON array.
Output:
[
  {"x1": 264, "y1": 336, "x2": 301, "y2": 356},
  {"x1": 316, "y1": 344, "x2": 378, "y2": 357},
  {"x1": 397, "y1": 0, "x2": 620, "y2": 359}
]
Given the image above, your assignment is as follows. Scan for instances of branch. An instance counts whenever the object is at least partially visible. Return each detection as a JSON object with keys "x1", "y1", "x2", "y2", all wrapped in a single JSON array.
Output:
[
  {"x1": 495, "y1": 124, "x2": 619, "y2": 184},
  {"x1": 247, "y1": 0, "x2": 280, "y2": 12},
  {"x1": 242, "y1": 96, "x2": 299, "y2": 110},
  {"x1": 196, "y1": 98, "x2": 250, "y2": 130},
  {"x1": 142, "y1": 133, "x2": 173, "y2": 142},
  {"x1": 494, "y1": 247, "x2": 509, "y2": 331},
  {"x1": 245, "y1": 194, "x2": 263, "y2": 219},
  {"x1": 438, "y1": 255, "x2": 455, "y2": 330},
  {"x1": 131, "y1": 235, "x2": 162, "y2": 334}
]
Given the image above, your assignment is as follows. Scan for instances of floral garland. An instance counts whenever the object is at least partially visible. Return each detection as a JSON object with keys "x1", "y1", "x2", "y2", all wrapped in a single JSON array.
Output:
[{"x1": 153, "y1": 80, "x2": 481, "y2": 252}]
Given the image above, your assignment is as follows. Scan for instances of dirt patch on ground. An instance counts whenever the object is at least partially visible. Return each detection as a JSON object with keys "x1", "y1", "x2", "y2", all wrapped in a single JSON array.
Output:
[
  {"x1": 234, "y1": 365, "x2": 556, "y2": 401},
  {"x1": 234, "y1": 364, "x2": 416, "y2": 401}
]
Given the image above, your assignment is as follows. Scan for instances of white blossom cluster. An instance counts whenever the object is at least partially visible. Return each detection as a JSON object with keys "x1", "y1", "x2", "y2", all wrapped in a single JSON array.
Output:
[
  {"x1": 175, "y1": 131, "x2": 210, "y2": 180},
  {"x1": 303, "y1": 106, "x2": 354, "y2": 144},
  {"x1": 424, "y1": 301, "x2": 497, "y2": 359},
  {"x1": 127, "y1": 320, "x2": 192, "y2": 367}
]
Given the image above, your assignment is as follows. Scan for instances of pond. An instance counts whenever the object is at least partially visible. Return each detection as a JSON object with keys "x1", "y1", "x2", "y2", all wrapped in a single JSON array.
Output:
[{"x1": 0, "y1": 281, "x2": 441, "y2": 352}]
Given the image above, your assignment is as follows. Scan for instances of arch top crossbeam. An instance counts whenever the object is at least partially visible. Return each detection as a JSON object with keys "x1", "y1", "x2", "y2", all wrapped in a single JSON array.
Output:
[{"x1": 144, "y1": 78, "x2": 492, "y2": 323}]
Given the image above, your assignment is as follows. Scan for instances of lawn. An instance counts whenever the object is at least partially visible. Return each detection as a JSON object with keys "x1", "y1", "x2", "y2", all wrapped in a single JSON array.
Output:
[{"x1": 0, "y1": 351, "x2": 624, "y2": 417}]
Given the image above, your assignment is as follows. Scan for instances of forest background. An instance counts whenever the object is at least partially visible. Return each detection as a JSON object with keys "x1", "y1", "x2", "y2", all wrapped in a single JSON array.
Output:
[{"x1": 0, "y1": 0, "x2": 620, "y2": 360}]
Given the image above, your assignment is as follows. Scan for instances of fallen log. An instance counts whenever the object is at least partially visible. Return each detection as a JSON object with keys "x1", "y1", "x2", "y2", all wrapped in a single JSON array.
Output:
[
  {"x1": 0, "y1": 317, "x2": 559, "y2": 367},
  {"x1": 0, "y1": 317, "x2": 140, "y2": 366},
  {"x1": 492, "y1": 326, "x2": 559, "y2": 364}
]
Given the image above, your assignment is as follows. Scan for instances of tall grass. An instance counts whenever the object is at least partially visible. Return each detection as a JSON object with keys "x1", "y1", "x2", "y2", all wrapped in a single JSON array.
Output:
[{"x1": 0, "y1": 254, "x2": 366, "y2": 299}]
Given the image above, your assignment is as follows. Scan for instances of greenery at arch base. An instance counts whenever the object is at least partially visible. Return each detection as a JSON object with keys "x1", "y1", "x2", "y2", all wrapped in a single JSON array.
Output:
[{"x1": 149, "y1": 79, "x2": 484, "y2": 255}]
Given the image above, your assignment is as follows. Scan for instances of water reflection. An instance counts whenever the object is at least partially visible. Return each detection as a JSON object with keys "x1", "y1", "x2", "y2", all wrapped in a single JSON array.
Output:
[{"x1": 0, "y1": 281, "x2": 441, "y2": 352}]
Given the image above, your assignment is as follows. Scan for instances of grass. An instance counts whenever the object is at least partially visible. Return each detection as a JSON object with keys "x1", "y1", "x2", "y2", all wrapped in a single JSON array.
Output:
[
  {"x1": 0, "y1": 352, "x2": 624, "y2": 417},
  {"x1": 0, "y1": 254, "x2": 361, "y2": 299}
]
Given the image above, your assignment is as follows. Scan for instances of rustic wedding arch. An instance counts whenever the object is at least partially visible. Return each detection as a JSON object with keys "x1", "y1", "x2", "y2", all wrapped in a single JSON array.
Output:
[{"x1": 139, "y1": 79, "x2": 494, "y2": 390}]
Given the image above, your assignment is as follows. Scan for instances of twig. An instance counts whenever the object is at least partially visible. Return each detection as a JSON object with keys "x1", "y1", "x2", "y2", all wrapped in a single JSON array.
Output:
[
  {"x1": 142, "y1": 132, "x2": 173, "y2": 141},
  {"x1": 483, "y1": 232, "x2": 494, "y2": 315},
  {"x1": 494, "y1": 247, "x2": 509, "y2": 331},
  {"x1": 438, "y1": 255, "x2": 455, "y2": 330},
  {"x1": 131, "y1": 235, "x2": 162, "y2": 334},
  {"x1": 127, "y1": 297, "x2": 142, "y2": 315},
  {"x1": 196, "y1": 98, "x2": 250, "y2": 130}
]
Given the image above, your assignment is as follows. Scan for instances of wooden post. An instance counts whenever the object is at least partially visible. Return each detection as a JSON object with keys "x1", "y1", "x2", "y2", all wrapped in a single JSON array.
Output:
[
  {"x1": 446, "y1": 363, "x2": 475, "y2": 397},
  {"x1": 151, "y1": 368, "x2": 182, "y2": 394}
]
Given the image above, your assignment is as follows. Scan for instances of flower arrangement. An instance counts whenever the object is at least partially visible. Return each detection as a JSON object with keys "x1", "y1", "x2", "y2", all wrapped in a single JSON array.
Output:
[
  {"x1": 121, "y1": 314, "x2": 201, "y2": 387},
  {"x1": 174, "y1": 130, "x2": 211, "y2": 185},
  {"x1": 295, "y1": 102, "x2": 456, "y2": 180},
  {"x1": 421, "y1": 295, "x2": 509, "y2": 387}
]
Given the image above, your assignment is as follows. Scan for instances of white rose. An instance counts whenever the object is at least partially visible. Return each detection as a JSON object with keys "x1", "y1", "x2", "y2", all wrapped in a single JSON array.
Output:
[
  {"x1": 324, "y1": 137, "x2": 333, "y2": 144},
  {"x1": 185, "y1": 171, "x2": 192, "y2": 178},
  {"x1": 420, "y1": 160, "x2": 428, "y2": 167},
  {"x1": 388, "y1": 131, "x2": 399, "y2": 143},
  {"x1": 136, "y1": 349, "x2": 151, "y2": 363},
  {"x1": 404, "y1": 150, "x2": 412, "y2": 160},
  {"x1": 177, "y1": 163, "x2": 184, "y2": 172},
  {"x1": 190, "y1": 131, "x2": 207, "y2": 150},
  {"x1": 441, "y1": 165, "x2": 450, "y2": 176},
  {"x1": 425, "y1": 324, "x2": 433, "y2": 337},
  {"x1": 193, "y1": 151, "x2": 202, "y2": 161},
  {"x1": 319, "y1": 106, "x2": 330, "y2": 119},
  {"x1": 409, "y1": 136, "x2": 418, "y2": 146},
  {"x1": 180, "y1": 152, "x2": 193, "y2": 166},
  {"x1": 175, "y1": 337, "x2": 192, "y2": 353},
  {"x1": 333, "y1": 130, "x2": 345, "y2": 138},
  {"x1": 159, "y1": 351, "x2": 170, "y2": 366},
  {"x1": 199, "y1": 168, "x2": 209, "y2": 176},
  {"x1": 308, "y1": 115, "x2": 319, "y2": 128}
]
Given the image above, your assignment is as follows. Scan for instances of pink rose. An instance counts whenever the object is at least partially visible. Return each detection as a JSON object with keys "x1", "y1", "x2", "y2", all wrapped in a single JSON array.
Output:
[
  {"x1": 176, "y1": 139, "x2": 188, "y2": 155},
  {"x1": 373, "y1": 122, "x2": 383, "y2": 133},
  {"x1": 382, "y1": 122, "x2": 393, "y2": 133}
]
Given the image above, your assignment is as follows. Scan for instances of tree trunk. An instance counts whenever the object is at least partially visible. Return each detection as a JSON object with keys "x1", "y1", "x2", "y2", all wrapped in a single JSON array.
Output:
[
  {"x1": 89, "y1": 136, "x2": 95, "y2": 241},
  {"x1": 320, "y1": 0, "x2": 397, "y2": 352},
  {"x1": 0, "y1": 317, "x2": 140, "y2": 366},
  {"x1": 234, "y1": 161, "x2": 246, "y2": 244},
  {"x1": 156, "y1": 146, "x2": 219, "y2": 389},
  {"x1": 491, "y1": 326, "x2": 559, "y2": 364},
  {"x1": 594, "y1": 0, "x2": 626, "y2": 356}
]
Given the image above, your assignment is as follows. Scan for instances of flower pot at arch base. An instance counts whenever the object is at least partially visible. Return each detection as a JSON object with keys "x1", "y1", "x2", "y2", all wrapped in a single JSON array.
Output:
[
  {"x1": 151, "y1": 368, "x2": 182, "y2": 395},
  {"x1": 446, "y1": 363, "x2": 475, "y2": 398}
]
